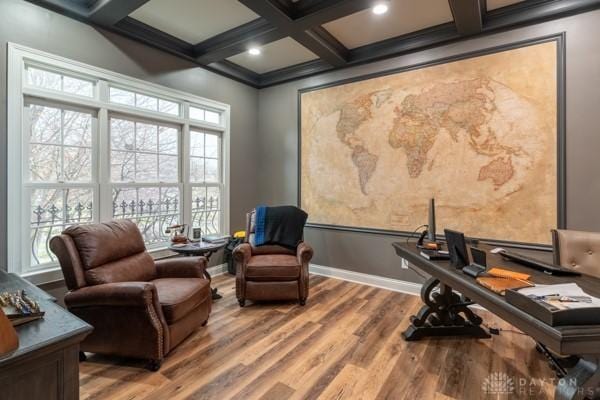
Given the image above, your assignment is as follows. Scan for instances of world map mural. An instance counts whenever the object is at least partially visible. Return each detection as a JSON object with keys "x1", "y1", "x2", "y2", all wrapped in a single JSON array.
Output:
[{"x1": 300, "y1": 40, "x2": 560, "y2": 245}]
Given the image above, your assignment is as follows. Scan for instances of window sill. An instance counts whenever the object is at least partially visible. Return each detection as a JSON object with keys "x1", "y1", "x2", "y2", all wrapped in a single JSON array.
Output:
[
  {"x1": 19, "y1": 246, "x2": 177, "y2": 286},
  {"x1": 21, "y1": 266, "x2": 65, "y2": 286}
]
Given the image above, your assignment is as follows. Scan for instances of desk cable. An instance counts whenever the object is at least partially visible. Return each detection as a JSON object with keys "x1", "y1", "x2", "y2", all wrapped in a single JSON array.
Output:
[
  {"x1": 483, "y1": 323, "x2": 526, "y2": 336},
  {"x1": 403, "y1": 224, "x2": 433, "y2": 282}
]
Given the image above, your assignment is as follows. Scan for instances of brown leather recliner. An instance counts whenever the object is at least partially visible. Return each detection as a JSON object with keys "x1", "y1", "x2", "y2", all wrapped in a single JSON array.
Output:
[
  {"x1": 233, "y1": 210, "x2": 313, "y2": 307},
  {"x1": 50, "y1": 219, "x2": 211, "y2": 370},
  {"x1": 552, "y1": 229, "x2": 600, "y2": 278}
]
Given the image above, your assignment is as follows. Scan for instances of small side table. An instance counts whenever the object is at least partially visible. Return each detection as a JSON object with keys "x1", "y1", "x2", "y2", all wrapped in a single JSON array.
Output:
[{"x1": 168, "y1": 241, "x2": 228, "y2": 300}]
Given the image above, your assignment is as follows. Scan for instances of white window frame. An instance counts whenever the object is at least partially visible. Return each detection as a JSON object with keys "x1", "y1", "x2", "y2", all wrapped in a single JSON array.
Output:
[{"x1": 7, "y1": 43, "x2": 231, "y2": 284}]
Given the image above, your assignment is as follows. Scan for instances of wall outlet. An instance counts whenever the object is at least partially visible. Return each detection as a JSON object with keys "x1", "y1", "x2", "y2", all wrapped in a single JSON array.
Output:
[{"x1": 401, "y1": 258, "x2": 409, "y2": 269}]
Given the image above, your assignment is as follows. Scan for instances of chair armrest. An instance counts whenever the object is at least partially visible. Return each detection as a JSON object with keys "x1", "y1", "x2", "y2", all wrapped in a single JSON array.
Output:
[
  {"x1": 155, "y1": 257, "x2": 207, "y2": 278},
  {"x1": 233, "y1": 243, "x2": 252, "y2": 265},
  {"x1": 297, "y1": 242, "x2": 314, "y2": 264},
  {"x1": 64, "y1": 282, "x2": 157, "y2": 308}
]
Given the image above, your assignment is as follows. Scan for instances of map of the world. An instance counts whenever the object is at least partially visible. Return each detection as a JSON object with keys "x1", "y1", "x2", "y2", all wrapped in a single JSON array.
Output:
[{"x1": 300, "y1": 41, "x2": 559, "y2": 245}]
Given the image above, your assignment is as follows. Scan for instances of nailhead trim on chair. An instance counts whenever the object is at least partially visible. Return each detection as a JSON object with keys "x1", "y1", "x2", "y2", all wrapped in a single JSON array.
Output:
[{"x1": 144, "y1": 293, "x2": 164, "y2": 360}]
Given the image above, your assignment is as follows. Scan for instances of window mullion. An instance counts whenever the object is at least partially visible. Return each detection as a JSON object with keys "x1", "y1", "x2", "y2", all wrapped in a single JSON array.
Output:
[
  {"x1": 182, "y1": 122, "x2": 191, "y2": 229},
  {"x1": 97, "y1": 106, "x2": 111, "y2": 222}
]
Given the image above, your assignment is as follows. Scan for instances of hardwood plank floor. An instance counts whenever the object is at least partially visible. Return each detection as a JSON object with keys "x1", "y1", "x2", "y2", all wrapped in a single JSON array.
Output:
[{"x1": 80, "y1": 274, "x2": 556, "y2": 400}]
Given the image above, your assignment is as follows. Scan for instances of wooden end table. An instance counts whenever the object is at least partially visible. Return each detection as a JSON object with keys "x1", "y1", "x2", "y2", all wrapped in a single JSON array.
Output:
[{"x1": 168, "y1": 241, "x2": 228, "y2": 300}]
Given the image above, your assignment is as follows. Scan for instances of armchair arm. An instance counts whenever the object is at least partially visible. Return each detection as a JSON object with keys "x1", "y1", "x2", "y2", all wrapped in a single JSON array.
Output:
[
  {"x1": 233, "y1": 243, "x2": 252, "y2": 266},
  {"x1": 297, "y1": 242, "x2": 314, "y2": 264},
  {"x1": 155, "y1": 257, "x2": 207, "y2": 279},
  {"x1": 64, "y1": 282, "x2": 158, "y2": 308},
  {"x1": 234, "y1": 243, "x2": 252, "y2": 301}
]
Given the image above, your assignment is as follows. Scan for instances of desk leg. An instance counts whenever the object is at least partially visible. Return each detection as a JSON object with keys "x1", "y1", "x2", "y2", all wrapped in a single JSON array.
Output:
[
  {"x1": 402, "y1": 277, "x2": 491, "y2": 341},
  {"x1": 555, "y1": 356, "x2": 600, "y2": 400}
]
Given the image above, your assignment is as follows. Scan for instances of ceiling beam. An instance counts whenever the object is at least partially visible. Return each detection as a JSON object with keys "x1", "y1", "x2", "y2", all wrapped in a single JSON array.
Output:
[
  {"x1": 448, "y1": 0, "x2": 483, "y2": 35},
  {"x1": 207, "y1": 60, "x2": 261, "y2": 87},
  {"x1": 193, "y1": 0, "x2": 372, "y2": 65},
  {"x1": 194, "y1": 19, "x2": 286, "y2": 64},
  {"x1": 88, "y1": 0, "x2": 151, "y2": 26},
  {"x1": 483, "y1": 0, "x2": 600, "y2": 29},
  {"x1": 113, "y1": 17, "x2": 195, "y2": 56},
  {"x1": 291, "y1": 0, "x2": 373, "y2": 29},
  {"x1": 237, "y1": 0, "x2": 349, "y2": 67}
]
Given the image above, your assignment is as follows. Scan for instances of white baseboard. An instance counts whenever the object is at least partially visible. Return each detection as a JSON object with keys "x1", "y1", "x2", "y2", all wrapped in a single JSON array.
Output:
[
  {"x1": 207, "y1": 263, "x2": 228, "y2": 277},
  {"x1": 309, "y1": 263, "x2": 421, "y2": 296}
]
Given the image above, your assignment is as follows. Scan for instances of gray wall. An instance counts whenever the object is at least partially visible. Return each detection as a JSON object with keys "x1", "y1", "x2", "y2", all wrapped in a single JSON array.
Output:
[
  {"x1": 257, "y1": 9, "x2": 600, "y2": 283},
  {"x1": 0, "y1": 0, "x2": 260, "y2": 270}
]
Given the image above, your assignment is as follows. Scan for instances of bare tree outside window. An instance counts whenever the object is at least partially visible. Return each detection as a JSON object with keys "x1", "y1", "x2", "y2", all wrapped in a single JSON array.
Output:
[
  {"x1": 28, "y1": 103, "x2": 94, "y2": 267},
  {"x1": 110, "y1": 117, "x2": 181, "y2": 245}
]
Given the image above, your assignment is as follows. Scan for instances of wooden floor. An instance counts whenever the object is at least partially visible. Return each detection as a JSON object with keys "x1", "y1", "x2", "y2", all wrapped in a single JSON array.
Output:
[{"x1": 80, "y1": 274, "x2": 556, "y2": 400}]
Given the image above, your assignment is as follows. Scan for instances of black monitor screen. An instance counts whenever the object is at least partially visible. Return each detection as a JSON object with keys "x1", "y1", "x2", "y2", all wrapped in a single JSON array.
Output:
[{"x1": 444, "y1": 229, "x2": 469, "y2": 269}]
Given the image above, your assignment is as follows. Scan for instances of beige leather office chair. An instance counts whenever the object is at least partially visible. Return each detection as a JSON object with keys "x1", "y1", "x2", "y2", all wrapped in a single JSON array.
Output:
[{"x1": 552, "y1": 229, "x2": 600, "y2": 278}]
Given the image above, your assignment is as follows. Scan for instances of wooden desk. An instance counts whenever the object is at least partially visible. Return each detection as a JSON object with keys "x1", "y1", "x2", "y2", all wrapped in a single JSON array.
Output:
[
  {"x1": 393, "y1": 241, "x2": 600, "y2": 400},
  {"x1": 0, "y1": 270, "x2": 92, "y2": 400}
]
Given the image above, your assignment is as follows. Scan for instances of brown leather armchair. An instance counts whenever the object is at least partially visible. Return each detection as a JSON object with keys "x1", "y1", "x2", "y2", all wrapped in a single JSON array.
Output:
[
  {"x1": 233, "y1": 210, "x2": 313, "y2": 307},
  {"x1": 50, "y1": 219, "x2": 211, "y2": 370},
  {"x1": 552, "y1": 229, "x2": 600, "y2": 278}
]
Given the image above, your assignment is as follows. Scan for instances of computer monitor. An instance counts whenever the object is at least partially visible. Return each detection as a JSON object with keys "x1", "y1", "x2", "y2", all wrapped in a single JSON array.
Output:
[
  {"x1": 427, "y1": 198, "x2": 436, "y2": 243},
  {"x1": 444, "y1": 229, "x2": 469, "y2": 269}
]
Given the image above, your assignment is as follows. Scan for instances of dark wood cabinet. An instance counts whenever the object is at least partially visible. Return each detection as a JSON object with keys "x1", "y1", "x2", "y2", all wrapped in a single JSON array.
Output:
[{"x1": 0, "y1": 270, "x2": 92, "y2": 400}]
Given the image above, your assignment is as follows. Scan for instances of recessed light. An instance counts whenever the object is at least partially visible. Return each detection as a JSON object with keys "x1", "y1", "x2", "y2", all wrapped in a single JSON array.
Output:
[
  {"x1": 372, "y1": 2, "x2": 389, "y2": 15},
  {"x1": 248, "y1": 47, "x2": 261, "y2": 56}
]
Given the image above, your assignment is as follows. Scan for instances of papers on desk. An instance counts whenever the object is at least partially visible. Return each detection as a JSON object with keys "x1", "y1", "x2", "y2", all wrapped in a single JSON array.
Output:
[
  {"x1": 505, "y1": 283, "x2": 600, "y2": 326},
  {"x1": 518, "y1": 283, "x2": 600, "y2": 310}
]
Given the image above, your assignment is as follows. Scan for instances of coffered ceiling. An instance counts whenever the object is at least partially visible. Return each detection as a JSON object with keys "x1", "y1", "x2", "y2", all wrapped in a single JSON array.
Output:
[
  {"x1": 323, "y1": 0, "x2": 454, "y2": 49},
  {"x1": 25, "y1": 0, "x2": 600, "y2": 88},
  {"x1": 130, "y1": 0, "x2": 259, "y2": 44}
]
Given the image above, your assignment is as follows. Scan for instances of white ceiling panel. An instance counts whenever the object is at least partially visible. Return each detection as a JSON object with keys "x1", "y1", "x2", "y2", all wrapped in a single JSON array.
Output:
[
  {"x1": 227, "y1": 38, "x2": 318, "y2": 74},
  {"x1": 323, "y1": 0, "x2": 454, "y2": 49},
  {"x1": 486, "y1": 0, "x2": 525, "y2": 11},
  {"x1": 130, "y1": 0, "x2": 258, "y2": 44}
]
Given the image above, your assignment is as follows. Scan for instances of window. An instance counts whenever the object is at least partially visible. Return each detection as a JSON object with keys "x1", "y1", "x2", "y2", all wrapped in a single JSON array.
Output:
[
  {"x1": 190, "y1": 130, "x2": 222, "y2": 235},
  {"x1": 110, "y1": 116, "x2": 181, "y2": 245},
  {"x1": 26, "y1": 102, "x2": 96, "y2": 269},
  {"x1": 109, "y1": 86, "x2": 180, "y2": 116},
  {"x1": 26, "y1": 66, "x2": 94, "y2": 97},
  {"x1": 8, "y1": 43, "x2": 230, "y2": 282},
  {"x1": 190, "y1": 105, "x2": 221, "y2": 124}
]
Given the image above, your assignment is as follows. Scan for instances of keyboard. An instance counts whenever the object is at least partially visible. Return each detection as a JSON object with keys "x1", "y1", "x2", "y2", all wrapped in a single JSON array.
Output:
[{"x1": 499, "y1": 250, "x2": 581, "y2": 276}]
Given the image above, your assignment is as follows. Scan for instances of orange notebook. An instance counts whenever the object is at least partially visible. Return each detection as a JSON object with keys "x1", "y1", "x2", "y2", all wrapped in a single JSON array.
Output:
[
  {"x1": 476, "y1": 276, "x2": 534, "y2": 295},
  {"x1": 487, "y1": 267, "x2": 531, "y2": 281}
]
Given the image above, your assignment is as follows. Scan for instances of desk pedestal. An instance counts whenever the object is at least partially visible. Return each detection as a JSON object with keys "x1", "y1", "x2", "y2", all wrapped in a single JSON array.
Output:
[
  {"x1": 555, "y1": 356, "x2": 600, "y2": 400},
  {"x1": 402, "y1": 277, "x2": 491, "y2": 341}
]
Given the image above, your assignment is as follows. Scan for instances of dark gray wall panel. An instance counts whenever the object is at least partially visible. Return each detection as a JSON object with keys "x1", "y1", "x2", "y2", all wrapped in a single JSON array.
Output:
[
  {"x1": 257, "y1": 9, "x2": 600, "y2": 283},
  {"x1": 0, "y1": 0, "x2": 260, "y2": 270}
]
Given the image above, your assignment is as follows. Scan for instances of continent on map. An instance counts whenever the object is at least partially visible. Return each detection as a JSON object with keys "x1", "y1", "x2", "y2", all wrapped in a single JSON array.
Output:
[
  {"x1": 336, "y1": 94, "x2": 373, "y2": 145},
  {"x1": 389, "y1": 105, "x2": 438, "y2": 178},
  {"x1": 335, "y1": 92, "x2": 386, "y2": 194},
  {"x1": 387, "y1": 78, "x2": 522, "y2": 179},
  {"x1": 478, "y1": 156, "x2": 514, "y2": 188},
  {"x1": 351, "y1": 145, "x2": 379, "y2": 195}
]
